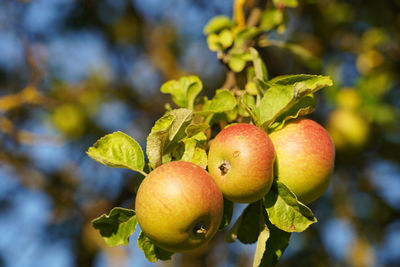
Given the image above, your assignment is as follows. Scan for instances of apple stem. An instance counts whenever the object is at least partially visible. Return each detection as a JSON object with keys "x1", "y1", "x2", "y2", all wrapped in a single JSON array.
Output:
[{"x1": 218, "y1": 161, "x2": 230, "y2": 175}]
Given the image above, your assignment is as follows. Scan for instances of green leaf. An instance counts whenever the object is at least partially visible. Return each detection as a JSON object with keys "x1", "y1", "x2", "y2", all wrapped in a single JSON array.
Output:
[
  {"x1": 207, "y1": 112, "x2": 228, "y2": 127},
  {"x1": 250, "y1": 48, "x2": 268, "y2": 82},
  {"x1": 241, "y1": 92, "x2": 259, "y2": 124},
  {"x1": 220, "y1": 29, "x2": 233, "y2": 48},
  {"x1": 161, "y1": 76, "x2": 202, "y2": 109},
  {"x1": 200, "y1": 89, "x2": 237, "y2": 115},
  {"x1": 245, "y1": 81, "x2": 258, "y2": 95},
  {"x1": 256, "y1": 74, "x2": 332, "y2": 128},
  {"x1": 146, "y1": 114, "x2": 175, "y2": 169},
  {"x1": 225, "y1": 107, "x2": 238, "y2": 122},
  {"x1": 187, "y1": 131, "x2": 208, "y2": 142},
  {"x1": 166, "y1": 108, "x2": 193, "y2": 144},
  {"x1": 229, "y1": 54, "x2": 247, "y2": 72},
  {"x1": 254, "y1": 78, "x2": 271, "y2": 97},
  {"x1": 253, "y1": 217, "x2": 291, "y2": 267},
  {"x1": 269, "y1": 94, "x2": 316, "y2": 131},
  {"x1": 219, "y1": 198, "x2": 234, "y2": 230},
  {"x1": 234, "y1": 27, "x2": 262, "y2": 49},
  {"x1": 181, "y1": 124, "x2": 208, "y2": 165},
  {"x1": 203, "y1": 15, "x2": 233, "y2": 34},
  {"x1": 226, "y1": 201, "x2": 263, "y2": 244},
  {"x1": 268, "y1": 74, "x2": 332, "y2": 87},
  {"x1": 185, "y1": 123, "x2": 209, "y2": 138},
  {"x1": 252, "y1": 222, "x2": 270, "y2": 267},
  {"x1": 138, "y1": 232, "x2": 173, "y2": 262},
  {"x1": 237, "y1": 93, "x2": 253, "y2": 117},
  {"x1": 264, "y1": 181, "x2": 317, "y2": 232},
  {"x1": 284, "y1": 43, "x2": 321, "y2": 70},
  {"x1": 87, "y1": 131, "x2": 145, "y2": 173},
  {"x1": 92, "y1": 207, "x2": 137, "y2": 247},
  {"x1": 147, "y1": 109, "x2": 193, "y2": 169},
  {"x1": 260, "y1": 8, "x2": 284, "y2": 31},
  {"x1": 206, "y1": 33, "x2": 222, "y2": 52},
  {"x1": 273, "y1": 0, "x2": 298, "y2": 8},
  {"x1": 191, "y1": 147, "x2": 208, "y2": 169},
  {"x1": 180, "y1": 139, "x2": 197, "y2": 163},
  {"x1": 260, "y1": 40, "x2": 320, "y2": 69},
  {"x1": 206, "y1": 29, "x2": 233, "y2": 52}
]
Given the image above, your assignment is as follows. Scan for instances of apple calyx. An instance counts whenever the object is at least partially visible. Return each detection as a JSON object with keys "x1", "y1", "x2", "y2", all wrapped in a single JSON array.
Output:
[
  {"x1": 193, "y1": 223, "x2": 208, "y2": 235},
  {"x1": 218, "y1": 161, "x2": 230, "y2": 175}
]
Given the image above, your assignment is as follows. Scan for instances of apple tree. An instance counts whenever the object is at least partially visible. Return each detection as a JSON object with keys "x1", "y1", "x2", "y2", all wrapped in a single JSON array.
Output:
[{"x1": 87, "y1": 1, "x2": 338, "y2": 266}]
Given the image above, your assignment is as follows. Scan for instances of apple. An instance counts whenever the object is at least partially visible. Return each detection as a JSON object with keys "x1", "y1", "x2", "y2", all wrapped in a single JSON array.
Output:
[
  {"x1": 269, "y1": 118, "x2": 335, "y2": 204},
  {"x1": 336, "y1": 88, "x2": 361, "y2": 110},
  {"x1": 327, "y1": 109, "x2": 369, "y2": 151},
  {"x1": 135, "y1": 161, "x2": 223, "y2": 252},
  {"x1": 52, "y1": 103, "x2": 86, "y2": 138},
  {"x1": 207, "y1": 123, "x2": 275, "y2": 203}
]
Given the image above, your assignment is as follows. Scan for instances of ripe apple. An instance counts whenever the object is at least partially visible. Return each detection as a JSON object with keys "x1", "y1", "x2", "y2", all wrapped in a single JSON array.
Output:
[
  {"x1": 207, "y1": 123, "x2": 275, "y2": 203},
  {"x1": 327, "y1": 109, "x2": 369, "y2": 151},
  {"x1": 135, "y1": 161, "x2": 223, "y2": 252},
  {"x1": 269, "y1": 118, "x2": 335, "y2": 204}
]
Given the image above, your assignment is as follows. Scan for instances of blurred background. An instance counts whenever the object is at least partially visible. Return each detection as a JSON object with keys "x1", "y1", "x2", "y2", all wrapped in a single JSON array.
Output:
[{"x1": 0, "y1": 0, "x2": 400, "y2": 266}]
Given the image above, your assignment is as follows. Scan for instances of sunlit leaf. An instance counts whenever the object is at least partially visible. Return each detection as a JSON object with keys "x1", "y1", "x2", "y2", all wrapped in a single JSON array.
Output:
[
  {"x1": 234, "y1": 27, "x2": 262, "y2": 49},
  {"x1": 264, "y1": 181, "x2": 317, "y2": 232},
  {"x1": 220, "y1": 29, "x2": 233, "y2": 48},
  {"x1": 180, "y1": 139, "x2": 197, "y2": 163},
  {"x1": 180, "y1": 123, "x2": 207, "y2": 168},
  {"x1": 250, "y1": 48, "x2": 268, "y2": 81},
  {"x1": 147, "y1": 109, "x2": 193, "y2": 168},
  {"x1": 87, "y1": 131, "x2": 145, "y2": 173},
  {"x1": 255, "y1": 74, "x2": 332, "y2": 129},
  {"x1": 241, "y1": 92, "x2": 259, "y2": 124},
  {"x1": 229, "y1": 55, "x2": 247, "y2": 72},
  {"x1": 190, "y1": 147, "x2": 208, "y2": 169},
  {"x1": 207, "y1": 33, "x2": 222, "y2": 51},
  {"x1": 199, "y1": 89, "x2": 237, "y2": 115},
  {"x1": 185, "y1": 123, "x2": 209, "y2": 138},
  {"x1": 146, "y1": 114, "x2": 175, "y2": 169},
  {"x1": 269, "y1": 94, "x2": 316, "y2": 131},
  {"x1": 203, "y1": 15, "x2": 234, "y2": 34},
  {"x1": 260, "y1": 8, "x2": 284, "y2": 31},
  {"x1": 167, "y1": 108, "x2": 193, "y2": 144},
  {"x1": 161, "y1": 76, "x2": 202, "y2": 110}
]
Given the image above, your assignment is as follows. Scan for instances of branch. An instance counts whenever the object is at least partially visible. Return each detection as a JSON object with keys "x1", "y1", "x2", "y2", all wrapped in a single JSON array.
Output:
[{"x1": 234, "y1": 0, "x2": 246, "y2": 28}]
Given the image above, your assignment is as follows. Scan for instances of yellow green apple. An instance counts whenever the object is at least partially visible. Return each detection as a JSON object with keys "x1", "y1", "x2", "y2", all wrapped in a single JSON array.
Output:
[
  {"x1": 336, "y1": 88, "x2": 361, "y2": 110},
  {"x1": 327, "y1": 109, "x2": 370, "y2": 150},
  {"x1": 270, "y1": 118, "x2": 335, "y2": 204}
]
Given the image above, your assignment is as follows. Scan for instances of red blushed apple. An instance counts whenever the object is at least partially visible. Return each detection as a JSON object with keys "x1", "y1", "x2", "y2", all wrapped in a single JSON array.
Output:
[
  {"x1": 135, "y1": 161, "x2": 223, "y2": 252},
  {"x1": 269, "y1": 118, "x2": 335, "y2": 204},
  {"x1": 207, "y1": 123, "x2": 275, "y2": 203}
]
